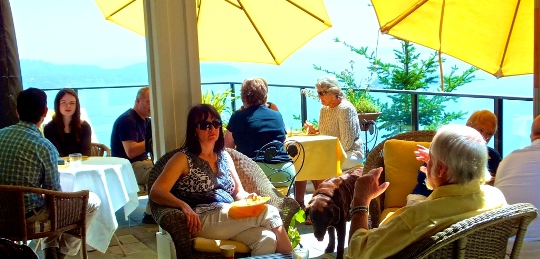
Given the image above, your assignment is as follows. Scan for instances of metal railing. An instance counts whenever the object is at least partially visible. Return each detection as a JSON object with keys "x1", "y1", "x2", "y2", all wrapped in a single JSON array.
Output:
[{"x1": 40, "y1": 82, "x2": 534, "y2": 156}]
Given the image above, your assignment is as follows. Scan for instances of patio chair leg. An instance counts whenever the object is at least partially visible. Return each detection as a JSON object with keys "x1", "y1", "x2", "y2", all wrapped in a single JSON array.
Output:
[{"x1": 113, "y1": 233, "x2": 127, "y2": 256}]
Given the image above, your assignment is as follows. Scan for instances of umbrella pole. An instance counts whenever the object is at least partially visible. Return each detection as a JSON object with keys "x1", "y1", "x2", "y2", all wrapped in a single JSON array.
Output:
[{"x1": 535, "y1": 0, "x2": 540, "y2": 118}]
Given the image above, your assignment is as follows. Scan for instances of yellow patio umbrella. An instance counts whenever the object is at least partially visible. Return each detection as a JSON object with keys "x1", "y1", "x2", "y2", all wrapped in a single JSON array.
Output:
[
  {"x1": 370, "y1": 0, "x2": 539, "y2": 116},
  {"x1": 94, "y1": 0, "x2": 332, "y2": 65}
]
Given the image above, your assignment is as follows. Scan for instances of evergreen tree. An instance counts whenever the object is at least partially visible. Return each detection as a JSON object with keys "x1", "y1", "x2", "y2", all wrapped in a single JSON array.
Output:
[{"x1": 316, "y1": 38, "x2": 477, "y2": 137}]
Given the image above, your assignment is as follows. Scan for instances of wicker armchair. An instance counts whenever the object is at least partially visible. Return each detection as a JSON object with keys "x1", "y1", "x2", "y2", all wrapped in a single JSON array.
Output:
[
  {"x1": 148, "y1": 148, "x2": 301, "y2": 259},
  {"x1": 90, "y1": 143, "x2": 111, "y2": 157},
  {"x1": 389, "y1": 203, "x2": 538, "y2": 259},
  {"x1": 363, "y1": 130, "x2": 436, "y2": 228},
  {"x1": 0, "y1": 185, "x2": 89, "y2": 259}
]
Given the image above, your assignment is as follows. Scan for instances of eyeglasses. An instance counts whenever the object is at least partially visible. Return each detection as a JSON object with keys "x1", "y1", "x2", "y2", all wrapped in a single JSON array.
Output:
[
  {"x1": 197, "y1": 120, "x2": 222, "y2": 130},
  {"x1": 317, "y1": 90, "x2": 327, "y2": 96}
]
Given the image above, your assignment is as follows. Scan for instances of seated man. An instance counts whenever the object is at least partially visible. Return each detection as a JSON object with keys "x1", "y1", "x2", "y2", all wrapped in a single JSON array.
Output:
[
  {"x1": 346, "y1": 124, "x2": 507, "y2": 259},
  {"x1": 494, "y1": 115, "x2": 540, "y2": 258},
  {"x1": 110, "y1": 86, "x2": 154, "y2": 223},
  {"x1": 0, "y1": 88, "x2": 100, "y2": 259}
]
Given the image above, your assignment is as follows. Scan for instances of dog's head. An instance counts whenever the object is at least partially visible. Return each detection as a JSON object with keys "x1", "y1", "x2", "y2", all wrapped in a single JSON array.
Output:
[{"x1": 305, "y1": 195, "x2": 340, "y2": 241}]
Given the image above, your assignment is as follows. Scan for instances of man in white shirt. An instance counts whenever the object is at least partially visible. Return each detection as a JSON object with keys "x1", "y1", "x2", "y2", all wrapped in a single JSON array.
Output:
[{"x1": 495, "y1": 115, "x2": 540, "y2": 258}]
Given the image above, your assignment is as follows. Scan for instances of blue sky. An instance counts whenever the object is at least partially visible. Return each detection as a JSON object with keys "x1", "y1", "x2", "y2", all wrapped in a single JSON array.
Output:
[{"x1": 10, "y1": 0, "x2": 533, "y2": 97}]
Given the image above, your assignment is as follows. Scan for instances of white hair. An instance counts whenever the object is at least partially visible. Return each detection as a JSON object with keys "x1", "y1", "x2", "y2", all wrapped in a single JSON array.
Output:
[{"x1": 430, "y1": 124, "x2": 489, "y2": 184}]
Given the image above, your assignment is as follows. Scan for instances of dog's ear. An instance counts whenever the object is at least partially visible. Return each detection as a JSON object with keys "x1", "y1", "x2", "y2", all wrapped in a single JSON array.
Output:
[
  {"x1": 330, "y1": 204, "x2": 340, "y2": 225},
  {"x1": 304, "y1": 205, "x2": 310, "y2": 218}
]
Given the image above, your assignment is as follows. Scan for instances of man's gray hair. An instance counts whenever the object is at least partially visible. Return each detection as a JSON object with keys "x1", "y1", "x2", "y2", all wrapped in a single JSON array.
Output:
[
  {"x1": 430, "y1": 124, "x2": 489, "y2": 184},
  {"x1": 135, "y1": 86, "x2": 150, "y2": 104}
]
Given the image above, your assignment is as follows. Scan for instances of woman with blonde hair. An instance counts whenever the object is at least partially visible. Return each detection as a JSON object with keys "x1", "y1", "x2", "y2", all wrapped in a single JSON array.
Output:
[{"x1": 44, "y1": 88, "x2": 92, "y2": 156}]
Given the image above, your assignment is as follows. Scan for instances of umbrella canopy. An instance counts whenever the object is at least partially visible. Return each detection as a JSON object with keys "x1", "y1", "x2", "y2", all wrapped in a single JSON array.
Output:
[
  {"x1": 371, "y1": 0, "x2": 533, "y2": 78},
  {"x1": 95, "y1": 0, "x2": 332, "y2": 65},
  {"x1": 371, "y1": 0, "x2": 538, "y2": 116}
]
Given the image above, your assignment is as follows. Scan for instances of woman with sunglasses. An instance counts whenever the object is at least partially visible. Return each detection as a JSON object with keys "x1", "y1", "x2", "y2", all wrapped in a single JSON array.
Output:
[
  {"x1": 225, "y1": 78, "x2": 295, "y2": 188},
  {"x1": 43, "y1": 88, "x2": 92, "y2": 157},
  {"x1": 298, "y1": 76, "x2": 364, "y2": 212},
  {"x1": 150, "y1": 104, "x2": 292, "y2": 256}
]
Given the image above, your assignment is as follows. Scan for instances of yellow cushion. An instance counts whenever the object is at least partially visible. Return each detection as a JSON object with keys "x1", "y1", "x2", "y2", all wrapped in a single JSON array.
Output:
[
  {"x1": 192, "y1": 237, "x2": 251, "y2": 253},
  {"x1": 383, "y1": 139, "x2": 431, "y2": 210}
]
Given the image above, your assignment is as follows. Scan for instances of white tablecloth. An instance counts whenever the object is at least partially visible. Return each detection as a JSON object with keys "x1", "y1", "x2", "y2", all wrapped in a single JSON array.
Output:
[{"x1": 59, "y1": 157, "x2": 139, "y2": 252}]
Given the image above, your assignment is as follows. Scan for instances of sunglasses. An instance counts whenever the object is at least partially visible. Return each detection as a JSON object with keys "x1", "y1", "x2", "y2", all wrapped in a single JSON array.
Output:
[
  {"x1": 197, "y1": 120, "x2": 222, "y2": 130},
  {"x1": 317, "y1": 90, "x2": 328, "y2": 96}
]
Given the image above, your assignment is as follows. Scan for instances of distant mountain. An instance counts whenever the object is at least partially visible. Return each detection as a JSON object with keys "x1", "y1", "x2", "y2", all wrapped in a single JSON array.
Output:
[{"x1": 20, "y1": 59, "x2": 242, "y2": 89}]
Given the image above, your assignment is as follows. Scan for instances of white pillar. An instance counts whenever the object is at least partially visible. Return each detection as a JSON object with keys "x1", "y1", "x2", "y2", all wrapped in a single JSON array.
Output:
[{"x1": 144, "y1": 0, "x2": 201, "y2": 158}]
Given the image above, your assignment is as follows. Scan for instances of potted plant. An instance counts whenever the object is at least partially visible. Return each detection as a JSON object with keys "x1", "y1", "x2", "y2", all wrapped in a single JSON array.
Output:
[{"x1": 345, "y1": 87, "x2": 381, "y2": 131}]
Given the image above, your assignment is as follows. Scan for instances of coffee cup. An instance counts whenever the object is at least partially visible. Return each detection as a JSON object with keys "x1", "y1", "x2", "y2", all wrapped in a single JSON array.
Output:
[{"x1": 219, "y1": 245, "x2": 235, "y2": 259}]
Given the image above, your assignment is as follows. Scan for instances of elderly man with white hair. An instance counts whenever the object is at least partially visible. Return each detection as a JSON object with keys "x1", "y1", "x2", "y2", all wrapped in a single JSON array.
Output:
[{"x1": 346, "y1": 124, "x2": 507, "y2": 259}]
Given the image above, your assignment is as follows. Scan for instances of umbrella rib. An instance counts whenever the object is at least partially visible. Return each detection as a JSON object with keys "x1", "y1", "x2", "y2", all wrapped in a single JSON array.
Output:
[
  {"x1": 106, "y1": 0, "x2": 137, "y2": 19},
  {"x1": 224, "y1": 0, "x2": 242, "y2": 9},
  {"x1": 286, "y1": 0, "x2": 332, "y2": 26},
  {"x1": 380, "y1": 0, "x2": 428, "y2": 33},
  {"x1": 438, "y1": 0, "x2": 445, "y2": 90},
  {"x1": 497, "y1": 0, "x2": 521, "y2": 78},
  {"x1": 236, "y1": 0, "x2": 278, "y2": 63}
]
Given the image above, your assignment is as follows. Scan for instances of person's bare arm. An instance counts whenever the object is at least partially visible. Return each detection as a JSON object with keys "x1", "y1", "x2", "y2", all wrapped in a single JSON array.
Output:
[
  {"x1": 121, "y1": 140, "x2": 146, "y2": 159},
  {"x1": 224, "y1": 130, "x2": 236, "y2": 149},
  {"x1": 149, "y1": 152, "x2": 201, "y2": 233},
  {"x1": 349, "y1": 167, "x2": 389, "y2": 242}
]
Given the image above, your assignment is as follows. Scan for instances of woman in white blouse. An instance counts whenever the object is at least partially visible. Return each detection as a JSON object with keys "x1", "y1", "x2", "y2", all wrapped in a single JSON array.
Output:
[{"x1": 298, "y1": 76, "x2": 364, "y2": 213}]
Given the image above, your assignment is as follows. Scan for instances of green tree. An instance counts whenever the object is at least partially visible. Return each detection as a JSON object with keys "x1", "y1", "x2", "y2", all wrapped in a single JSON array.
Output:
[{"x1": 316, "y1": 38, "x2": 477, "y2": 137}]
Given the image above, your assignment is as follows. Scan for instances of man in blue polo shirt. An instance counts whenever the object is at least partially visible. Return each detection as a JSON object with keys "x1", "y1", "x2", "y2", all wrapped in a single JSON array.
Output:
[{"x1": 110, "y1": 86, "x2": 153, "y2": 223}]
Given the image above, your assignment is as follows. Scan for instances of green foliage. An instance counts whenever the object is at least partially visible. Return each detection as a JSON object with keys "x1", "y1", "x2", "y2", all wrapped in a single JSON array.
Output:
[
  {"x1": 316, "y1": 38, "x2": 477, "y2": 137},
  {"x1": 201, "y1": 89, "x2": 234, "y2": 115},
  {"x1": 288, "y1": 209, "x2": 305, "y2": 248},
  {"x1": 292, "y1": 115, "x2": 318, "y2": 131}
]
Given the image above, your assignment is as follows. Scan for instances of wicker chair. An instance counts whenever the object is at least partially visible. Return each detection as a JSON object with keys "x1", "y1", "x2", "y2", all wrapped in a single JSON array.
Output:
[
  {"x1": 389, "y1": 203, "x2": 538, "y2": 259},
  {"x1": 148, "y1": 148, "x2": 301, "y2": 259},
  {"x1": 0, "y1": 185, "x2": 89, "y2": 259},
  {"x1": 90, "y1": 143, "x2": 111, "y2": 157},
  {"x1": 363, "y1": 130, "x2": 436, "y2": 228}
]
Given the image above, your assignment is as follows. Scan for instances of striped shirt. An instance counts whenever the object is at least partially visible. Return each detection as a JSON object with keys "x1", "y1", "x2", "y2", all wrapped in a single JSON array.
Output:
[{"x1": 0, "y1": 121, "x2": 61, "y2": 212}]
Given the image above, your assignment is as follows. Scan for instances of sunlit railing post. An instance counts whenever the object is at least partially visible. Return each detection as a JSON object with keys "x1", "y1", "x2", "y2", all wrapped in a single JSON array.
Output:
[
  {"x1": 229, "y1": 83, "x2": 236, "y2": 112},
  {"x1": 300, "y1": 88, "x2": 308, "y2": 129},
  {"x1": 494, "y1": 98, "x2": 504, "y2": 154},
  {"x1": 411, "y1": 93, "x2": 419, "y2": 131}
]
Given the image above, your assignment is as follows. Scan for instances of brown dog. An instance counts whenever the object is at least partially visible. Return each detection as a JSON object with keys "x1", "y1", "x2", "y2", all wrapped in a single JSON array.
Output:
[{"x1": 305, "y1": 170, "x2": 361, "y2": 259}]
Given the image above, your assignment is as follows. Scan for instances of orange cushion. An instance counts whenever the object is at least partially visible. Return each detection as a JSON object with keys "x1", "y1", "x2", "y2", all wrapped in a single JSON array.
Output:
[{"x1": 383, "y1": 139, "x2": 431, "y2": 210}]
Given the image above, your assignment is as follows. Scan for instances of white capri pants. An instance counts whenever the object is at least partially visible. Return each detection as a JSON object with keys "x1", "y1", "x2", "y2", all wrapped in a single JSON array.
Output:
[{"x1": 193, "y1": 204, "x2": 283, "y2": 256}]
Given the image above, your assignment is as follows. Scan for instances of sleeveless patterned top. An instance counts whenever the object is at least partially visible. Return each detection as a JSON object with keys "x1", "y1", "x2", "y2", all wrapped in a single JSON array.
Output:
[{"x1": 171, "y1": 149, "x2": 236, "y2": 216}]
